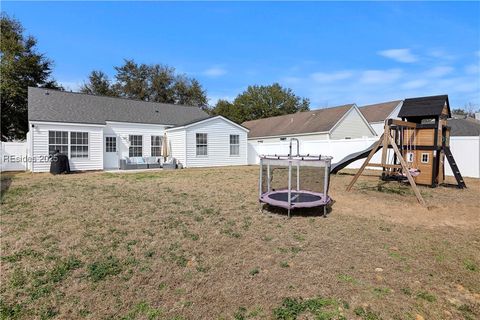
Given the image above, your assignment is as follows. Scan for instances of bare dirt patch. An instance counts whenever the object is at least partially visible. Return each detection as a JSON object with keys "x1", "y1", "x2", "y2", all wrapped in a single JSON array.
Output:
[{"x1": 1, "y1": 167, "x2": 479, "y2": 319}]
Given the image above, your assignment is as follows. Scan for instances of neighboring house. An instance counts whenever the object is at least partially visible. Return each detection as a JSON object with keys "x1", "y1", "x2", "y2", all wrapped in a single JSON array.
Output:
[
  {"x1": 242, "y1": 104, "x2": 376, "y2": 144},
  {"x1": 359, "y1": 100, "x2": 403, "y2": 135},
  {"x1": 447, "y1": 117, "x2": 480, "y2": 136},
  {"x1": 27, "y1": 87, "x2": 248, "y2": 172},
  {"x1": 360, "y1": 98, "x2": 480, "y2": 137}
]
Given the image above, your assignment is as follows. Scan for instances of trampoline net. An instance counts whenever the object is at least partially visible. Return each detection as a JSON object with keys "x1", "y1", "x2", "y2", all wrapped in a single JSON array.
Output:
[{"x1": 260, "y1": 159, "x2": 330, "y2": 197}]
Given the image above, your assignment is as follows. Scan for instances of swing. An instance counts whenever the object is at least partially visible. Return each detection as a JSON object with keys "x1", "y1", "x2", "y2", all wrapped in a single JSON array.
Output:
[{"x1": 403, "y1": 127, "x2": 421, "y2": 177}]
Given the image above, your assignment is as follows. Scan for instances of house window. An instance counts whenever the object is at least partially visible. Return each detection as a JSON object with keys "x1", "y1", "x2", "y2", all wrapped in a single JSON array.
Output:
[
  {"x1": 48, "y1": 131, "x2": 68, "y2": 155},
  {"x1": 406, "y1": 152, "x2": 414, "y2": 163},
  {"x1": 129, "y1": 135, "x2": 143, "y2": 157},
  {"x1": 105, "y1": 137, "x2": 116, "y2": 152},
  {"x1": 421, "y1": 153, "x2": 429, "y2": 163},
  {"x1": 151, "y1": 135, "x2": 162, "y2": 157},
  {"x1": 230, "y1": 134, "x2": 240, "y2": 156},
  {"x1": 196, "y1": 133, "x2": 208, "y2": 156},
  {"x1": 70, "y1": 132, "x2": 89, "y2": 158}
]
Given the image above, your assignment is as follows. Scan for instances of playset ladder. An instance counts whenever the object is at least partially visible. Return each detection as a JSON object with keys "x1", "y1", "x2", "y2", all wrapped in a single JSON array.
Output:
[{"x1": 443, "y1": 146, "x2": 466, "y2": 189}]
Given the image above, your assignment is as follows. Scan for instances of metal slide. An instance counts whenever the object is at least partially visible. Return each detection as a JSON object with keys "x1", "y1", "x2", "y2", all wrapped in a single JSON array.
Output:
[{"x1": 330, "y1": 141, "x2": 382, "y2": 174}]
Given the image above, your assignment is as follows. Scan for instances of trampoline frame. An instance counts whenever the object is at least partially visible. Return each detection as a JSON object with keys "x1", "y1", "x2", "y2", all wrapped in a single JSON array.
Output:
[{"x1": 258, "y1": 138, "x2": 333, "y2": 218}]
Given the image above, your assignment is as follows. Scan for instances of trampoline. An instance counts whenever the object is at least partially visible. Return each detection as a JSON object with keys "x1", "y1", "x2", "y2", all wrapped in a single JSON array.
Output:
[{"x1": 259, "y1": 138, "x2": 333, "y2": 218}]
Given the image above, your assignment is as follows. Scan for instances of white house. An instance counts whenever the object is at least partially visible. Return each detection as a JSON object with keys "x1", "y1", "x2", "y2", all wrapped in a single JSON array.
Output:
[
  {"x1": 27, "y1": 87, "x2": 248, "y2": 172},
  {"x1": 242, "y1": 104, "x2": 376, "y2": 145},
  {"x1": 359, "y1": 100, "x2": 403, "y2": 135}
]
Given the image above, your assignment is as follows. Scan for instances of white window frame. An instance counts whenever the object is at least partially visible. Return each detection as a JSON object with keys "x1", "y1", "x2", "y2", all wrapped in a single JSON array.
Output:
[
  {"x1": 406, "y1": 152, "x2": 414, "y2": 163},
  {"x1": 48, "y1": 131, "x2": 69, "y2": 156},
  {"x1": 421, "y1": 153, "x2": 429, "y2": 163},
  {"x1": 70, "y1": 131, "x2": 89, "y2": 159},
  {"x1": 230, "y1": 134, "x2": 240, "y2": 156},
  {"x1": 151, "y1": 135, "x2": 162, "y2": 157},
  {"x1": 129, "y1": 135, "x2": 143, "y2": 157},
  {"x1": 196, "y1": 133, "x2": 208, "y2": 157}
]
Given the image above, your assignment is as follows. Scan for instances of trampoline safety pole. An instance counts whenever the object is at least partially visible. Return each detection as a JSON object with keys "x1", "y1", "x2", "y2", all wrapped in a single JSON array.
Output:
[
  {"x1": 288, "y1": 160, "x2": 292, "y2": 218},
  {"x1": 267, "y1": 162, "x2": 271, "y2": 192},
  {"x1": 323, "y1": 160, "x2": 329, "y2": 217},
  {"x1": 296, "y1": 163, "x2": 300, "y2": 191},
  {"x1": 258, "y1": 158, "x2": 263, "y2": 199}
]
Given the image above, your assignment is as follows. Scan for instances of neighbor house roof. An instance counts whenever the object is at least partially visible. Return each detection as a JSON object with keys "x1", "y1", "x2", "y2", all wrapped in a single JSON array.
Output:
[
  {"x1": 360, "y1": 100, "x2": 402, "y2": 123},
  {"x1": 398, "y1": 94, "x2": 451, "y2": 118},
  {"x1": 448, "y1": 117, "x2": 480, "y2": 136},
  {"x1": 242, "y1": 104, "x2": 354, "y2": 138},
  {"x1": 28, "y1": 87, "x2": 210, "y2": 126}
]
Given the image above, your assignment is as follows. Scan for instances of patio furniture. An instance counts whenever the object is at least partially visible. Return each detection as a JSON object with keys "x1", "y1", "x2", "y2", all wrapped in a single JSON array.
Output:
[
  {"x1": 132, "y1": 157, "x2": 148, "y2": 169},
  {"x1": 146, "y1": 157, "x2": 161, "y2": 169},
  {"x1": 163, "y1": 158, "x2": 177, "y2": 170}
]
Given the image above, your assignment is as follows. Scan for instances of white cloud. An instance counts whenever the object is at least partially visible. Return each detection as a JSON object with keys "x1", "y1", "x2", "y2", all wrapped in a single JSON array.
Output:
[
  {"x1": 360, "y1": 69, "x2": 403, "y2": 84},
  {"x1": 424, "y1": 66, "x2": 454, "y2": 77},
  {"x1": 402, "y1": 79, "x2": 429, "y2": 90},
  {"x1": 378, "y1": 48, "x2": 418, "y2": 63},
  {"x1": 203, "y1": 66, "x2": 227, "y2": 77},
  {"x1": 465, "y1": 64, "x2": 479, "y2": 74},
  {"x1": 311, "y1": 71, "x2": 353, "y2": 83},
  {"x1": 428, "y1": 49, "x2": 456, "y2": 61},
  {"x1": 277, "y1": 65, "x2": 478, "y2": 108}
]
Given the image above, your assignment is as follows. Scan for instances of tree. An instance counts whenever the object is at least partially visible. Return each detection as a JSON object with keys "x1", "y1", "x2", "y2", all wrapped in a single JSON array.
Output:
[
  {"x1": 80, "y1": 70, "x2": 117, "y2": 96},
  {"x1": 113, "y1": 59, "x2": 150, "y2": 101},
  {"x1": 1, "y1": 13, "x2": 61, "y2": 141},
  {"x1": 210, "y1": 83, "x2": 310, "y2": 123},
  {"x1": 148, "y1": 64, "x2": 176, "y2": 103},
  {"x1": 83, "y1": 60, "x2": 209, "y2": 107},
  {"x1": 210, "y1": 99, "x2": 243, "y2": 123},
  {"x1": 174, "y1": 78, "x2": 208, "y2": 107},
  {"x1": 452, "y1": 103, "x2": 480, "y2": 118}
]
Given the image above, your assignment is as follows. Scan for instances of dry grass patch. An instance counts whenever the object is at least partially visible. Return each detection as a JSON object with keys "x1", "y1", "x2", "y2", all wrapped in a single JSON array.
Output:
[{"x1": 1, "y1": 167, "x2": 479, "y2": 319}]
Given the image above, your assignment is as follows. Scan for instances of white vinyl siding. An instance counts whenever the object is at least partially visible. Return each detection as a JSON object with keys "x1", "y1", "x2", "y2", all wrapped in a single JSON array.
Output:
[
  {"x1": 183, "y1": 117, "x2": 248, "y2": 167},
  {"x1": 369, "y1": 123, "x2": 386, "y2": 136},
  {"x1": 103, "y1": 122, "x2": 167, "y2": 161},
  {"x1": 166, "y1": 129, "x2": 186, "y2": 166},
  {"x1": 330, "y1": 108, "x2": 376, "y2": 140},
  {"x1": 30, "y1": 122, "x2": 103, "y2": 172}
]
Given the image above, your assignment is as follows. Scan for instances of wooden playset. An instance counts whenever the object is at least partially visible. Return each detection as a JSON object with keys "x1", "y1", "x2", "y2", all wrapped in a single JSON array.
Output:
[{"x1": 347, "y1": 95, "x2": 466, "y2": 206}]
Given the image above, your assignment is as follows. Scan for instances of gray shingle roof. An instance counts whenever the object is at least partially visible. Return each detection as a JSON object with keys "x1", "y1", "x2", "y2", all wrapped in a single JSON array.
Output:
[
  {"x1": 360, "y1": 100, "x2": 402, "y2": 123},
  {"x1": 28, "y1": 87, "x2": 210, "y2": 126},
  {"x1": 448, "y1": 117, "x2": 480, "y2": 136},
  {"x1": 242, "y1": 104, "x2": 354, "y2": 138}
]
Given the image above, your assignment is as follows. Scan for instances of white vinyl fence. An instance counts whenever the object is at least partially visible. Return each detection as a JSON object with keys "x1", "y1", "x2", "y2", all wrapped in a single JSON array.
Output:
[
  {"x1": 2, "y1": 137, "x2": 480, "y2": 178},
  {"x1": 1, "y1": 142, "x2": 28, "y2": 172},
  {"x1": 248, "y1": 136, "x2": 480, "y2": 178}
]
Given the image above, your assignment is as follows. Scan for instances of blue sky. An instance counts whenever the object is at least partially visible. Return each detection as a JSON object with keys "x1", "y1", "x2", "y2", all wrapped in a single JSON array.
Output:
[{"x1": 4, "y1": 1, "x2": 480, "y2": 109}]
